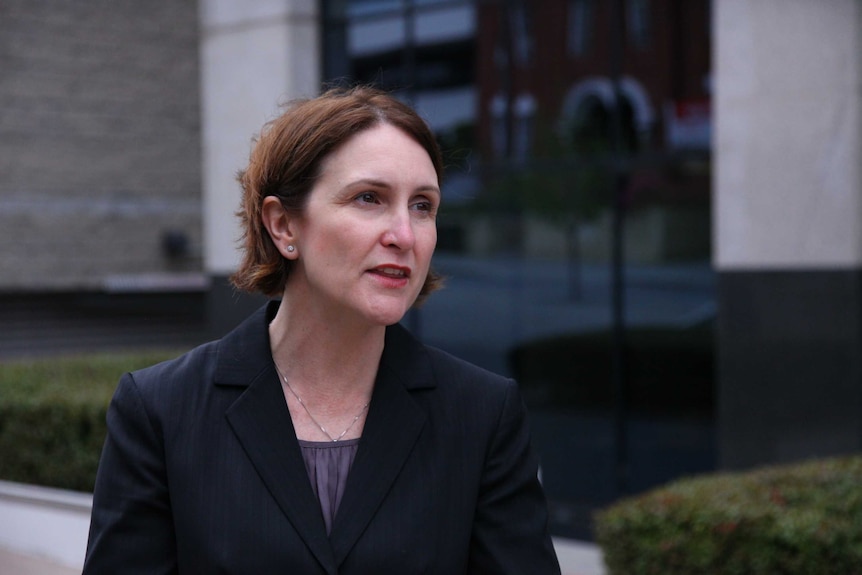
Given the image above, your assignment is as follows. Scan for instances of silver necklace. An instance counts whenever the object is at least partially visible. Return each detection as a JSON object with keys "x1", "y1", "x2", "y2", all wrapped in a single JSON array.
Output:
[{"x1": 273, "y1": 363, "x2": 370, "y2": 442}]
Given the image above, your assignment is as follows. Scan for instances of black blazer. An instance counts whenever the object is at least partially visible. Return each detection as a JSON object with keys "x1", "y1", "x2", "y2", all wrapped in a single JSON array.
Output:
[{"x1": 84, "y1": 301, "x2": 560, "y2": 574}]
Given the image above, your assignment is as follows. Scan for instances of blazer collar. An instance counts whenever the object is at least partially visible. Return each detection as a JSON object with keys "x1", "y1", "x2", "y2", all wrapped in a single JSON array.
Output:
[
  {"x1": 213, "y1": 300, "x2": 435, "y2": 391},
  {"x1": 220, "y1": 301, "x2": 336, "y2": 573},
  {"x1": 212, "y1": 301, "x2": 278, "y2": 388},
  {"x1": 329, "y1": 323, "x2": 432, "y2": 564},
  {"x1": 217, "y1": 301, "x2": 435, "y2": 571}
]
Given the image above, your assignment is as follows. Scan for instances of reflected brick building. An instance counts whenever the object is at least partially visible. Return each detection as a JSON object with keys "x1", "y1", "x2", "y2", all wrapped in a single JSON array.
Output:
[{"x1": 476, "y1": 0, "x2": 711, "y2": 161}]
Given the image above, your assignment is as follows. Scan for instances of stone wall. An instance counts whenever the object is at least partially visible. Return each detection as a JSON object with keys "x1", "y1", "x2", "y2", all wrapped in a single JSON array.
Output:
[
  {"x1": 0, "y1": 0, "x2": 202, "y2": 290},
  {"x1": 714, "y1": 0, "x2": 862, "y2": 469}
]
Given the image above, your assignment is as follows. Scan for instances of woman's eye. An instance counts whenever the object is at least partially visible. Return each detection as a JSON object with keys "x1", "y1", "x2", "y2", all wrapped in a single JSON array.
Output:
[
  {"x1": 412, "y1": 200, "x2": 437, "y2": 215},
  {"x1": 356, "y1": 192, "x2": 378, "y2": 204}
]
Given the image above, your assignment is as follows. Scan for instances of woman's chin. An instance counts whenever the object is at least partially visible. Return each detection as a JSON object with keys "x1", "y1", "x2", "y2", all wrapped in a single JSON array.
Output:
[{"x1": 361, "y1": 300, "x2": 414, "y2": 327}]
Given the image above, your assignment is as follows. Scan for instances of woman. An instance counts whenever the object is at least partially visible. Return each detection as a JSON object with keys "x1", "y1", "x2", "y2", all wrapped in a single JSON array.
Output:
[{"x1": 84, "y1": 86, "x2": 560, "y2": 574}]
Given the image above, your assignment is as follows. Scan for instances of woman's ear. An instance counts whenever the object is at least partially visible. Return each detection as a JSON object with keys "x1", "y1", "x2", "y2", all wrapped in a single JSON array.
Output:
[{"x1": 261, "y1": 196, "x2": 299, "y2": 260}]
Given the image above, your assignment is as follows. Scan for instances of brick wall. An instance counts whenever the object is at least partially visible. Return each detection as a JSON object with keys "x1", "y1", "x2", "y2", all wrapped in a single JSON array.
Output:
[{"x1": 0, "y1": 0, "x2": 202, "y2": 289}]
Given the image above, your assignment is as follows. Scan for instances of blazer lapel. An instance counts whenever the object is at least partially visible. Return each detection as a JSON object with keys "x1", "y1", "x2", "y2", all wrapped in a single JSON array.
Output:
[
  {"x1": 218, "y1": 303, "x2": 338, "y2": 574},
  {"x1": 328, "y1": 323, "x2": 433, "y2": 565}
]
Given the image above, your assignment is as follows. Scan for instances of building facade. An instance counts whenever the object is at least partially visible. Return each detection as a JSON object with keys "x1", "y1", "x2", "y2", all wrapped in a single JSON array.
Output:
[
  {"x1": 0, "y1": 0, "x2": 203, "y2": 291},
  {"x1": 714, "y1": 0, "x2": 862, "y2": 469}
]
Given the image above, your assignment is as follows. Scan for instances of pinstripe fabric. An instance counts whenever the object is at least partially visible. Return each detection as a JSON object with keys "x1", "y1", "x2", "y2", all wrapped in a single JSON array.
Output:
[{"x1": 84, "y1": 301, "x2": 561, "y2": 574}]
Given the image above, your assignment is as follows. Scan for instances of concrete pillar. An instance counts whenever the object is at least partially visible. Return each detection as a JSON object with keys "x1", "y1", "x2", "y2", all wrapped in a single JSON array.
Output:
[
  {"x1": 199, "y1": 0, "x2": 320, "y2": 335},
  {"x1": 714, "y1": 0, "x2": 862, "y2": 468}
]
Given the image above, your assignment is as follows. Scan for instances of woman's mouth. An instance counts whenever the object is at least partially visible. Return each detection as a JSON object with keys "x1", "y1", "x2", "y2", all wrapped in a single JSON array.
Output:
[
  {"x1": 368, "y1": 265, "x2": 412, "y2": 287},
  {"x1": 374, "y1": 266, "x2": 410, "y2": 278}
]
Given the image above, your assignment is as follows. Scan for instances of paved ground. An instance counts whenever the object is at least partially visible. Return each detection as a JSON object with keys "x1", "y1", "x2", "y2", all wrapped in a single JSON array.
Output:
[
  {"x1": 0, "y1": 539, "x2": 605, "y2": 574},
  {"x1": 0, "y1": 547, "x2": 79, "y2": 575}
]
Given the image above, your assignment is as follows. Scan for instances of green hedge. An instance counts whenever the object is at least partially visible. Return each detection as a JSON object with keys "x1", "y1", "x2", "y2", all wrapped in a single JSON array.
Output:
[
  {"x1": 0, "y1": 351, "x2": 178, "y2": 492},
  {"x1": 594, "y1": 455, "x2": 862, "y2": 574}
]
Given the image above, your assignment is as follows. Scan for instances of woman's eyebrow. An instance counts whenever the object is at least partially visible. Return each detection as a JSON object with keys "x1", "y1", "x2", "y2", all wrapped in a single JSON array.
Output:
[
  {"x1": 346, "y1": 178, "x2": 388, "y2": 188},
  {"x1": 345, "y1": 178, "x2": 440, "y2": 195}
]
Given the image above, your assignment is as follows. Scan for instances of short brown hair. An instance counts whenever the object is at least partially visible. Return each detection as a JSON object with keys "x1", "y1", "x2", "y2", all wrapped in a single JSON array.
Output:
[{"x1": 231, "y1": 86, "x2": 444, "y2": 302}]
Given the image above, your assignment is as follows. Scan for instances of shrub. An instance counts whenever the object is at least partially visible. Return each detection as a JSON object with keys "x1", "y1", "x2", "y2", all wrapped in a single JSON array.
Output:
[
  {"x1": 0, "y1": 351, "x2": 179, "y2": 492},
  {"x1": 594, "y1": 455, "x2": 862, "y2": 574}
]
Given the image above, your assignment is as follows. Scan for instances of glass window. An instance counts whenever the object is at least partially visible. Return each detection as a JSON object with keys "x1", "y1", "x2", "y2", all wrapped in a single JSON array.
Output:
[
  {"x1": 510, "y1": 3, "x2": 533, "y2": 65},
  {"x1": 627, "y1": 0, "x2": 651, "y2": 49},
  {"x1": 322, "y1": 0, "x2": 715, "y2": 540},
  {"x1": 345, "y1": 0, "x2": 400, "y2": 18},
  {"x1": 568, "y1": 0, "x2": 594, "y2": 56}
]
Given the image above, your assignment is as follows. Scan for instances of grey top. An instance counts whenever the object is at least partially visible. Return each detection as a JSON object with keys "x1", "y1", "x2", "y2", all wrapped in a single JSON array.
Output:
[{"x1": 298, "y1": 438, "x2": 361, "y2": 534}]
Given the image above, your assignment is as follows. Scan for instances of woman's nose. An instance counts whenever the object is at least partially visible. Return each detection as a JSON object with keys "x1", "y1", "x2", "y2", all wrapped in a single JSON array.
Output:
[{"x1": 381, "y1": 207, "x2": 415, "y2": 250}]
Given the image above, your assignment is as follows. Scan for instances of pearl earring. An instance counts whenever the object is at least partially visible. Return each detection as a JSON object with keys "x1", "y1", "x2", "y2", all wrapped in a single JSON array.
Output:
[{"x1": 286, "y1": 245, "x2": 295, "y2": 253}]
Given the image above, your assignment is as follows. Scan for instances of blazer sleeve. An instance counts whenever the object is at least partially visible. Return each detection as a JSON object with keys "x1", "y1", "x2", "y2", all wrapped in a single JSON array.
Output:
[
  {"x1": 83, "y1": 372, "x2": 178, "y2": 574},
  {"x1": 467, "y1": 379, "x2": 561, "y2": 574}
]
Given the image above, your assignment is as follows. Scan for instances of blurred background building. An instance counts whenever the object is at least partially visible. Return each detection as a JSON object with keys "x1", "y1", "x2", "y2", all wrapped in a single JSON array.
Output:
[
  {"x1": 0, "y1": 0, "x2": 207, "y2": 351},
  {"x1": 2, "y1": 0, "x2": 860, "y2": 541}
]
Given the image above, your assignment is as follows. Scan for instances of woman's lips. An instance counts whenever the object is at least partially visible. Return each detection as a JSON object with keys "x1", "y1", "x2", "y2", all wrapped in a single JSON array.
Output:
[
  {"x1": 368, "y1": 265, "x2": 411, "y2": 286},
  {"x1": 373, "y1": 266, "x2": 409, "y2": 278}
]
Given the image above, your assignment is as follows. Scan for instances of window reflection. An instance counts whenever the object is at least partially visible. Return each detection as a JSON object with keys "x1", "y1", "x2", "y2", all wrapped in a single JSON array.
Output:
[
  {"x1": 322, "y1": 0, "x2": 715, "y2": 539},
  {"x1": 627, "y1": 0, "x2": 651, "y2": 49},
  {"x1": 568, "y1": 0, "x2": 595, "y2": 56}
]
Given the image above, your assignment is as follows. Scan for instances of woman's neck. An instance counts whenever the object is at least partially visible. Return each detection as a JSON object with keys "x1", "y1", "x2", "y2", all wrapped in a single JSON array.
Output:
[{"x1": 268, "y1": 296, "x2": 384, "y2": 405}]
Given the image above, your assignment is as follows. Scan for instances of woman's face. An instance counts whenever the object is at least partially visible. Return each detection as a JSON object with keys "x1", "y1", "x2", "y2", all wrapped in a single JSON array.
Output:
[{"x1": 286, "y1": 123, "x2": 440, "y2": 327}]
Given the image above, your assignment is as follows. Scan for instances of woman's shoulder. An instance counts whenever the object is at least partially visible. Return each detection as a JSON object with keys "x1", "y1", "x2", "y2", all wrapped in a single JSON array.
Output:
[
  {"x1": 127, "y1": 304, "x2": 272, "y2": 395},
  {"x1": 418, "y1": 343, "x2": 529, "y2": 442},
  {"x1": 424, "y1": 344, "x2": 510, "y2": 385},
  {"x1": 124, "y1": 339, "x2": 220, "y2": 396},
  {"x1": 386, "y1": 322, "x2": 514, "y2": 394},
  {"x1": 420, "y1": 344, "x2": 519, "y2": 410}
]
